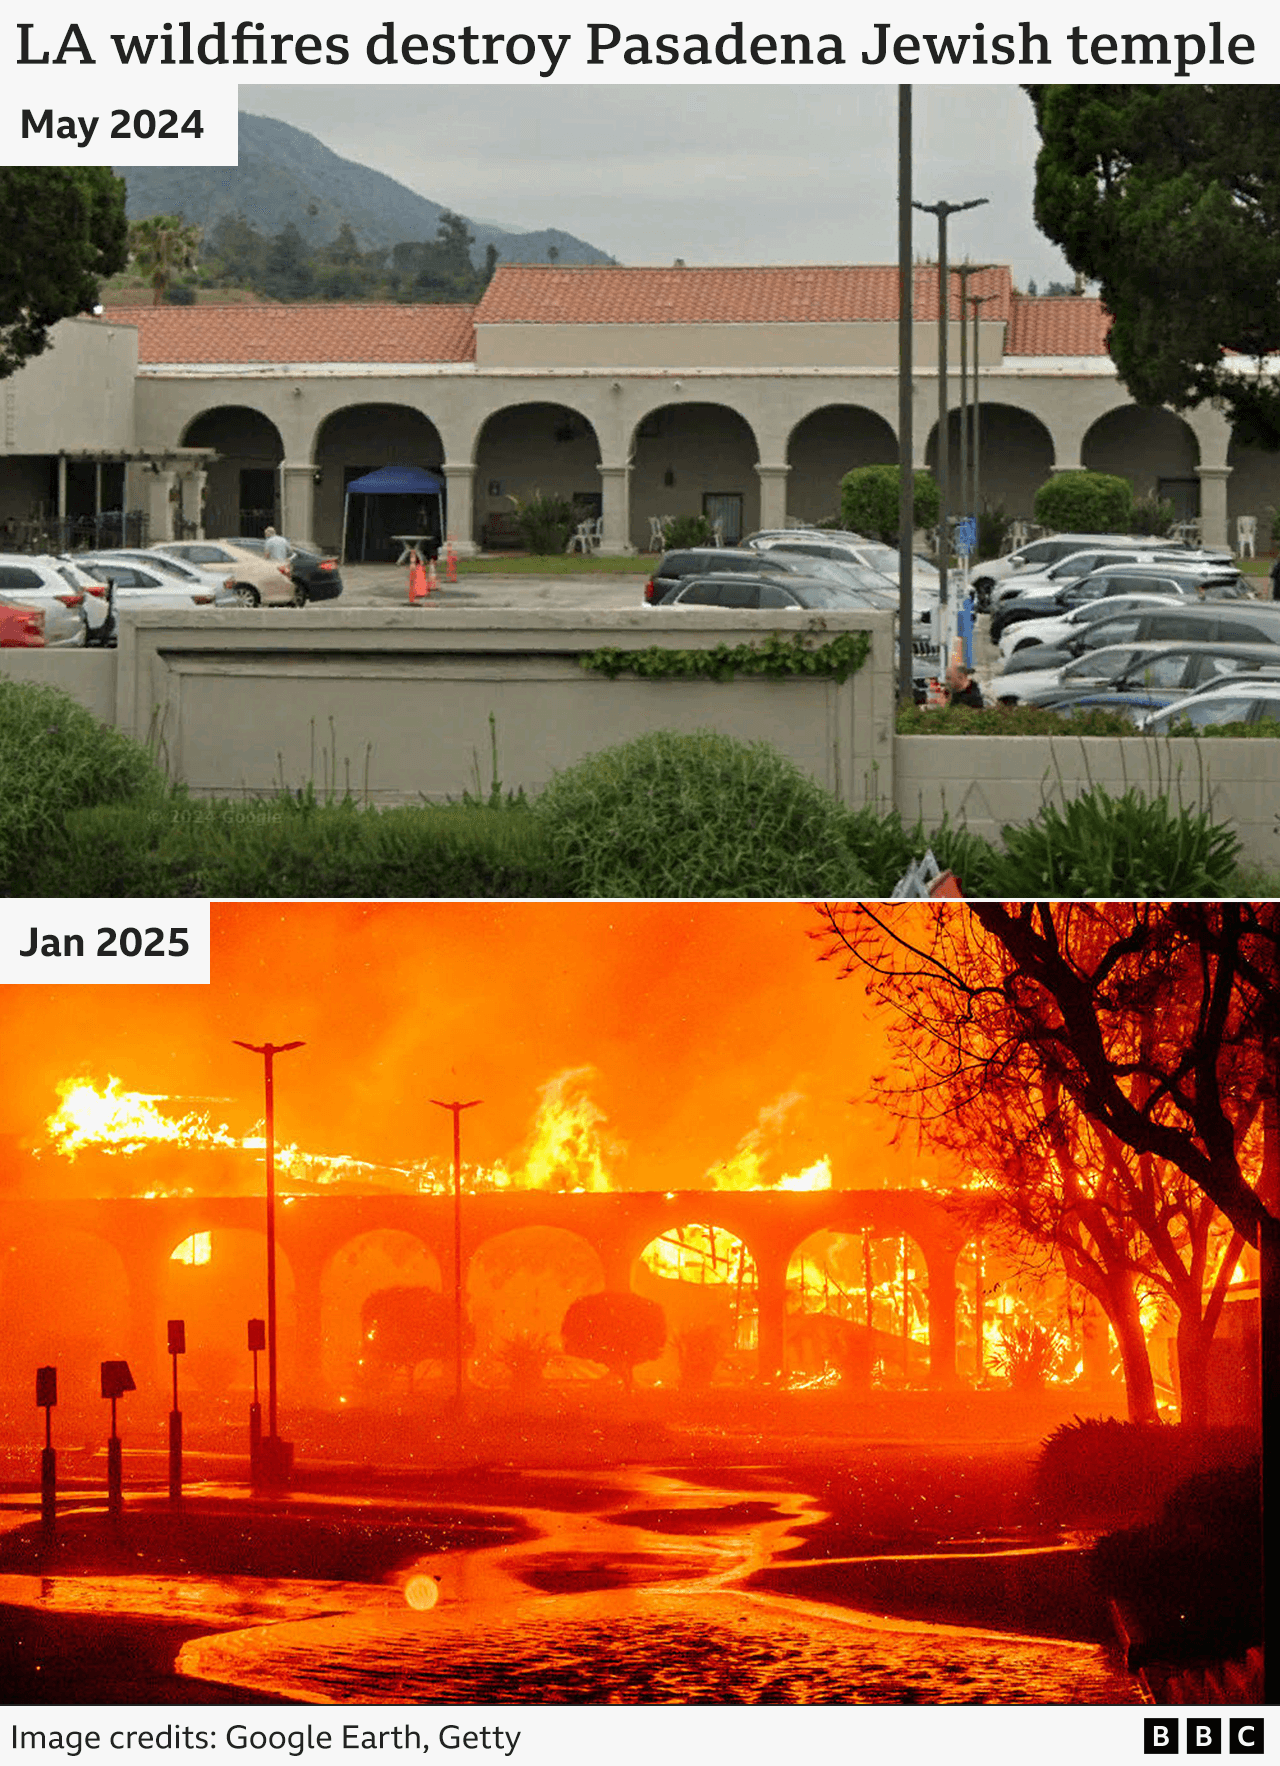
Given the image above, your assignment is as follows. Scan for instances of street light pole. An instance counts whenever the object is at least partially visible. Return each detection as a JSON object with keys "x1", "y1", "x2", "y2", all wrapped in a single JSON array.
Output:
[
  {"x1": 234, "y1": 1038, "x2": 304, "y2": 1485},
  {"x1": 896, "y1": 83, "x2": 914, "y2": 707},
  {"x1": 968, "y1": 292, "x2": 998, "y2": 526},
  {"x1": 912, "y1": 197, "x2": 988, "y2": 638},
  {"x1": 953, "y1": 263, "x2": 993, "y2": 524},
  {"x1": 431, "y1": 1097, "x2": 482, "y2": 1408}
]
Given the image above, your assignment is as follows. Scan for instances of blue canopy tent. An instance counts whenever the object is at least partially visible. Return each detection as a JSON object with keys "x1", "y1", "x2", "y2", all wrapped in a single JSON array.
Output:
[{"x1": 341, "y1": 463, "x2": 445, "y2": 564}]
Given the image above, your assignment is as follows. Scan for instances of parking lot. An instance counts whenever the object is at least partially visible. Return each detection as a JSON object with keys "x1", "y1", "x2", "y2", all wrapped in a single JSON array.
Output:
[{"x1": 335, "y1": 564, "x2": 648, "y2": 613}]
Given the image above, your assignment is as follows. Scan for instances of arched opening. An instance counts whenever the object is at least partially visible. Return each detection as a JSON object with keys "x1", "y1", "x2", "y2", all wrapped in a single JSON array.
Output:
[
  {"x1": 631, "y1": 1222, "x2": 758, "y2": 1388},
  {"x1": 467, "y1": 1225, "x2": 606, "y2": 1387},
  {"x1": 786, "y1": 405, "x2": 898, "y2": 526},
  {"x1": 629, "y1": 403, "x2": 759, "y2": 549},
  {"x1": 1083, "y1": 407, "x2": 1200, "y2": 519},
  {"x1": 164, "y1": 1227, "x2": 296, "y2": 1399},
  {"x1": 313, "y1": 403, "x2": 445, "y2": 558},
  {"x1": 785, "y1": 1230, "x2": 927, "y2": 1386},
  {"x1": 927, "y1": 403, "x2": 1055, "y2": 520},
  {"x1": 472, "y1": 402, "x2": 601, "y2": 550},
  {"x1": 321, "y1": 1229, "x2": 443, "y2": 1401},
  {"x1": 1226, "y1": 432, "x2": 1280, "y2": 555},
  {"x1": 181, "y1": 406, "x2": 284, "y2": 538}
]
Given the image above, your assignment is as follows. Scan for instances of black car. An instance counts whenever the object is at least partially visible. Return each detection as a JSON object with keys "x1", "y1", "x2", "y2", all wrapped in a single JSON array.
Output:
[
  {"x1": 218, "y1": 536, "x2": 344, "y2": 603},
  {"x1": 644, "y1": 547, "x2": 802, "y2": 605},
  {"x1": 989, "y1": 564, "x2": 1243, "y2": 643},
  {"x1": 662, "y1": 573, "x2": 890, "y2": 610}
]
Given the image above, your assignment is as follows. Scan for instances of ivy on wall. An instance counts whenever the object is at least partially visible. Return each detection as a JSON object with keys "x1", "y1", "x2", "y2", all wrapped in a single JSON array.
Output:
[{"x1": 578, "y1": 630, "x2": 873, "y2": 685}]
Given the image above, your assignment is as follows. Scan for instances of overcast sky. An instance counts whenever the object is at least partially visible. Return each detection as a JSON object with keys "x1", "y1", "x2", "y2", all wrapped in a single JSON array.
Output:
[{"x1": 238, "y1": 85, "x2": 1076, "y2": 289}]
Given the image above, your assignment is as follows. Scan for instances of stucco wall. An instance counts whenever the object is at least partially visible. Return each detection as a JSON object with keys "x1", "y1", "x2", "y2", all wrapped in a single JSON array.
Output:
[
  {"x1": 895, "y1": 732, "x2": 1280, "y2": 879},
  {"x1": 473, "y1": 319, "x2": 1005, "y2": 372},
  {"x1": 0, "y1": 318, "x2": 137, "y2": 456}
]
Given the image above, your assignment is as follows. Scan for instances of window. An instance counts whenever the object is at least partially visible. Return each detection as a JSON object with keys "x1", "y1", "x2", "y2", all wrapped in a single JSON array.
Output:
[{"x1": 0, "y1": 566, "x2": 44, "y2": 589}]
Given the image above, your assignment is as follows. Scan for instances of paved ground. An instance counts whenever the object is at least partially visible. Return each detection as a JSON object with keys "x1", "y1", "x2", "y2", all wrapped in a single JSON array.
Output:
[{"x1": 335, "y1": 563, "x2": 648, "y2": 613}]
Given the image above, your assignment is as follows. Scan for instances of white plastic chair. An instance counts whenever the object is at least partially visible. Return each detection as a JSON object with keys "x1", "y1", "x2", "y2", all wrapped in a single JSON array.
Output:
[
  {"x1": 711, "y1": 519, "x2": 725, "y2": 548},
  {"x1": 565, "y1": 521, "x2": 592, "y2": 555},
  {"x1": 1237, "y1": 515, "x2": 1257, "y2": 558},
  {"x1": 648, "y1": 516, "x2": 666, "y2": 552}
]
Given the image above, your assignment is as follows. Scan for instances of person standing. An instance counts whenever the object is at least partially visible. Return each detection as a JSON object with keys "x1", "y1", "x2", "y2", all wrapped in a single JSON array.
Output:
[{"x1": 263, "y1": 525, "x2": 289, "y2": 563}]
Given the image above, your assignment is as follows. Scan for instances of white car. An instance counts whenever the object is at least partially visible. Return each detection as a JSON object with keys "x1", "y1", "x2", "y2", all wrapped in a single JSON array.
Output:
[
  {"x1": 1139, "y1": 676, "x2": 1280, "y2": 732},
  {"x1": 971, "y1": 533, "x2": 1182, "y2": 602},
  {"x1": 0, "y1": 555, "x2": 89, "y2": 646},
  {"x1": 80, "y1": 548, "x2": 239, "y2": 606},
  {"x1": 987, "y1": 547, "x2": 1234, "y2": 612},
  {"x1": 998, "y1": 592, "x2": 1188, "y2": 661},
  {"x1": 77, "y1": 556, "x2": 230, "y2": 643}
]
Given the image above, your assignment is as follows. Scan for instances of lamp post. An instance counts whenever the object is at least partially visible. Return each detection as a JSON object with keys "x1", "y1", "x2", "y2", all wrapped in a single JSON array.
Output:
[
  {"x1": 234, "y1": 1038, "x2": 304, "y2": 1488},
  {"x1": 912, "y1": 196, "x2": 988, "y2": 645},
  {"x1": 953, "y1": 263, "x2": 993, "y2": 525},
  {"x1": 896, "y1": 83, "x2": 914, "y2": 707},
  {"x1": 967, "y1": 292, "x2": 998, "y2": 525},
  {"x1": 430, "y1": 1098, "x2": 482, "y2": 1409}
]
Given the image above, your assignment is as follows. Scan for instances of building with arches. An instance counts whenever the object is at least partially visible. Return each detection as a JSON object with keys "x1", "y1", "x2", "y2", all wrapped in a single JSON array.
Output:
[{"x1": 3, "y1": 263, "x2": 1275, "y2": 556}]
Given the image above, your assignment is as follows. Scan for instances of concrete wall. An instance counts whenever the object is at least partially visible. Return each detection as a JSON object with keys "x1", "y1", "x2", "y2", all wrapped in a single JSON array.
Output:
[
  {"x1": 896, "y1": 732, "x2": 1280, "y2": 879},
  {"x1": 5, "y1": 613, "x2": 1279, "y2": 881},
  {"x1": 112, "y1": 607, "x2": 896, "y2": 808},
  {"x1": 0, "y1": 318, "x2": 137, "y2": 456}
]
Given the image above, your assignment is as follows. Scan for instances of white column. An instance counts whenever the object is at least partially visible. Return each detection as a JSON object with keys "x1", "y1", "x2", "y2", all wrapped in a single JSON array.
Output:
[
  {"x1": 442, "y1": 461, "x2": 478, "y2": 556},
  {"x1": 1196, "y1": 464, "x2": 1231, "y2": 551},
  {"x1": 597, "y1": 461, "x2": 633, "y2": 555},
  {"x1": 279, "y1": 461, "x2": 316, "y2": 544},
  {"x1": 755, "y1": 461, "x2": 790, "y2": 533},
  {"x1": 144, "y1": 468, "x2": 179, "y2": 542}
]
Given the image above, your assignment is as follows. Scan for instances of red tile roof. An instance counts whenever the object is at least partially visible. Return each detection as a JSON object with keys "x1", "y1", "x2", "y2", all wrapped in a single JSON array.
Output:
[
  {"x1": 103, "y1": 303, "x2": 477, "y2": 364},
  {"x1": 1007, "y1": 295, "x2": 1110, "y2": 356},
  {"x1": 473, "y1": 263, "x2": 1015, "y2": 326}
]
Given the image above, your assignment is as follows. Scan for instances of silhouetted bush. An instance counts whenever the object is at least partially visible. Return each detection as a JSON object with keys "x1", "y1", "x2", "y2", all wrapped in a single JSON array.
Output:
[
  {"x1": 1037, "y1": 1416, "x2": 1256, "y2": 1523},
  {"x1": 561, "y1": 1291, "x2": 666, "y2": 1388}
]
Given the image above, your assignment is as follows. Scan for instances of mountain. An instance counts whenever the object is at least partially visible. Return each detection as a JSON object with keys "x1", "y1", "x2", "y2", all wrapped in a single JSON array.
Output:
[{"x1": 119, "y1": 111, "x2": 614, "y2": 268}]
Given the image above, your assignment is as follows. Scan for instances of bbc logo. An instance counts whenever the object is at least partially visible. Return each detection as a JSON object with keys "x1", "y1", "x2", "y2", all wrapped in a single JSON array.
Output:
[{"x1": 1146, "y1": 1720, "x2": 1264, "y2": 1754}]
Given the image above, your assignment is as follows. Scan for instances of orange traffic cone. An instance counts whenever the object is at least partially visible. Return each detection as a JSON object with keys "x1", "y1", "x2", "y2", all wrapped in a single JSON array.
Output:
[
  {"x1": 445, "y1": 538, "x2": 457, "y2": 583},
  {"x1": 426, "y1": 558, "x2": 439, "y2": 595},
  {"x1": 408, "y1": 561, "x2": 427, "y2": 603}
]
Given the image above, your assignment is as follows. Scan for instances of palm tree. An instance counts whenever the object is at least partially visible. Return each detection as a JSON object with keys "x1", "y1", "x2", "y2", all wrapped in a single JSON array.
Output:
[{"x1": 128, "y1": 213, "x2": 201, "y2": 305}]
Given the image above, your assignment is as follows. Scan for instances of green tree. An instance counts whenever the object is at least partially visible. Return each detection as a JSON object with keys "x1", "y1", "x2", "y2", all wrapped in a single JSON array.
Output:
[
  {"x1": 1027, "y1": 86, "x2": 1280, "y2": 448},
  {"x1": 1033, "y1": 469, "x2": 1133, "y2": 533},
  {"x1": 0, "y1": 169, "x2": 127, "y2": 377},
  {"x1": 203, "y1": 211, "x2": 269, "y2": 289},
  {"x1": 128, "y1": 213, "x2": 202, "y2": 306},
  {"x1": 561, "y1": 1291, "x2": 665, "y2": 1388},
  {"x1": 261, "y1": 222, "x2": 315, "y2": 301},
  {"x1": 840, "y1": 464, "x2": 940, "y2": 545}
]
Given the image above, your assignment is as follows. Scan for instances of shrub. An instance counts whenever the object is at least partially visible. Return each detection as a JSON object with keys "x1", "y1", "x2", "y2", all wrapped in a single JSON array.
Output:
[
  {"x1": 1033, "y1": 470, "x2": 1133, "y2": 534},
  {"x1": 38, "y1": 795, "x2": 568, "y2": 897},
  {"x1": 561, "y1": 1291, "x2": 666, "y2": 1388},
  {"x1": 896, "y1": 701, "x2": 1143, "y2": 737},
  {"x1": 1129, "y1": 493, "x2": 1177, "y2": 537},
  {"x1": 533, "y1": 730, "x2": 874, "y2": 897},
  {"x1": 662, "y1": 513, "x2": 714, "y2": 549},
  {"x1": 0, "y1": 681, "x2": 163, "y2": 893},
  {"x1": 990, "y1": 784, "x2": 1241, "y2": 898},
  {"x1": 840, "y1": 464, "x2": 940, "y2": 545},
  {"x1": 508, "y1": 489, "x2": 577, "y2": 554},
  {"x1": 1037, "y1": 1415, "x2": 1253, "y2": 1523},
  {"x1": 975, "y1": 504, "x2": 1014, "y2": 561}
]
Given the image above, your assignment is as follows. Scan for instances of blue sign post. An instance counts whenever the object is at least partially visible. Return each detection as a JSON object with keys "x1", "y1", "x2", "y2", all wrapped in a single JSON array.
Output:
[{"x1": 954, "y1": 518, "x2": 978, "y2": 668}]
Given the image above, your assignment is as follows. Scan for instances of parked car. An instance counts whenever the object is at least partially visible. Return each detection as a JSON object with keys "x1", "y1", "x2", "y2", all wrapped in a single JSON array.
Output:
[
  {"x1": 79, "y1": 547, "x2": 239, "y2": 605},
  {"x1": 217, "y1": 536, "x2": 344, "y2": 603},
  {"x1": 987, "y1": 547, "x2": 1233, "y2": 617},
  {"x1": 1001, "y1": 600, "x2": 1280, "y2": 677},
  {"x1": 971, "y1": 533, "x2": 1229, "y2": 608},
  {"x1": 998, "y1": 592, "x2": 1190, "y2": 662},
  {"x1": 0, "y1": 598, "x2": 45, "y2": 646},
  {"x1": 989, "y1": 640, "x2": 1280, "y2": 709},
  {"x1": 988, "y1": 557, "x2": 1245, "y2": 640},
  {"x1": 645, "y1": 547, "x2": 805, "y2": 605},
  {"x1": 77, "y1": 557, "x2": 226, "y2": 645},
  {"x1": 151, "y1": 540, "x2": 295, "y2": 606},
  {"x1": 661, "y1": 573, "x2": 890, "y2": 609},
  {"x1": 1139, "y1": 675, "x2": 1280, "y2": 732},
  {"x1": 0, "y1": 557, "x2": 88, "y2": 646}
]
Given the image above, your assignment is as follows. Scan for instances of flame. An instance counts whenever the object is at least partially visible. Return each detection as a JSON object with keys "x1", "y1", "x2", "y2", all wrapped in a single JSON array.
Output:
[
  {"x1": 45, "y1": 1076, "x2": 241, "y2": 1159},
  {"x1": 519, "y1": 1068, "x2": 617, "y2": 1193}
]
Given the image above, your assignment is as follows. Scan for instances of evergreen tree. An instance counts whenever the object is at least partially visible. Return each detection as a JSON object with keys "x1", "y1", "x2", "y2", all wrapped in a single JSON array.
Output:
[{"x1": 0, "y1": 169, "x2": 127, "y2": 376}]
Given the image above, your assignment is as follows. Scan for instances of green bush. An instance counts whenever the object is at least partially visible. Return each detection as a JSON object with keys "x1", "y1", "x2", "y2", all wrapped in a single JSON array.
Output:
[
  {"x1": 1033, "y1": 470, "x2": 1133, "y2": 534},
  {"x1": 534, "y1": 730, "x2": 874, "y2": 897},
  {"x1": 840, "y1": 465, "x2": 940, "y2": 545},
  {"x1": 508, "y1": 490, "x2": 577, "y2": 554},
  {"x1": 662, "y1": 513, "x2": 714, "y2": 549},
  {"x1": 896, "y1": 701, "x2": 1143, "y2": 737},
  {"x1": 0, "y1": 681, "x2": 163, "y2": 893},
  {"x1": 990, "y1": 784, "x2": 1241, "y2": 897},
  {"x1": 37, "y1": 794, "x2": 568, "y2": 897}
]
